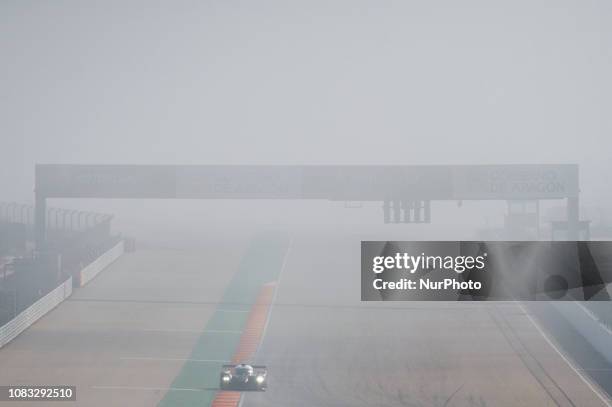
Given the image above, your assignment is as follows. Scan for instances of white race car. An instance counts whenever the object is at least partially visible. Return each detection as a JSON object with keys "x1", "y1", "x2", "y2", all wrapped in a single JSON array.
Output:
[{"x1": 219, "y1": 363, "x2": 268, "y2": 391}]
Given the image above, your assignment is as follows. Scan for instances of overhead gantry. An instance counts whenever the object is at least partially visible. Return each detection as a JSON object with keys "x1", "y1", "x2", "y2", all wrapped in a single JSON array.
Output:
[{"x1": 34, "y1": 164, "x2": 581, "y2": 247}]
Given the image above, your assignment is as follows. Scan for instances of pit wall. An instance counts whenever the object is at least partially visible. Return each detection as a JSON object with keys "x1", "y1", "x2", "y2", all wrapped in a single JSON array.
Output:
[{"x1": 78, "y1": 240, "x2": 124, "y2": 287}]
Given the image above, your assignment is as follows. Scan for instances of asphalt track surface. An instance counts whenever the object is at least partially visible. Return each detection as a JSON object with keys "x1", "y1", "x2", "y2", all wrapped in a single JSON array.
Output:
[
  {"x1": 0, "y1": 231, "x2": 611, "y2": 407},
  {"x1": 0, "y1": 238, "x2": 252, "y2": 407}
]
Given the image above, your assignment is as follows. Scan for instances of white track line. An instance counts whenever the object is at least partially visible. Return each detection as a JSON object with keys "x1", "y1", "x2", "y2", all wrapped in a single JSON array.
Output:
[
  {"x1": 120, "y1": 357, "x2": 229, "y2": 363},
  {"x1": 574, "y1": 301, "x2": 612, "y2": 336},
  {"x1": 519, "y1": 303, "x2": 612, "y2": 406},
  {"x1": 92, "y1": 385, "x2": 203, "y2": 392}
]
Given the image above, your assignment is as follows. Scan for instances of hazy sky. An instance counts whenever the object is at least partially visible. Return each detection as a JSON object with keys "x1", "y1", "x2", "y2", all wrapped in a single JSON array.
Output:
[{"x1": 1, "y1": 0, "x2": 611, "y2": 206}]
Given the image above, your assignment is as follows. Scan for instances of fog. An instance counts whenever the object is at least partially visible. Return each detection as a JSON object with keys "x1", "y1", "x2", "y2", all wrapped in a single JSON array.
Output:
[
  {"x1": 1, "y1": 0, "x2": 611, "y2": 233},
  {"x1": 3, "y1": 4, "x2": 612, "y2": 405}
]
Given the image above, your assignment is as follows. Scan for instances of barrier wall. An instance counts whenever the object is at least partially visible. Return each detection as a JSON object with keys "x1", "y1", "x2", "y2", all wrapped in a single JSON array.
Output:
[
  {"x1": 79, "y1": 240, "x2": 124, "y2": 287},
  {"x1": 0, "y1": 277, "x2": 72, "y2": 349}
]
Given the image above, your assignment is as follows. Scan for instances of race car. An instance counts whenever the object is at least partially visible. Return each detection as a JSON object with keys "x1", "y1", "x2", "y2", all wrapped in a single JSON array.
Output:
[{"x1": 219, "y1": 363, "x2": 268, "y2": 391}]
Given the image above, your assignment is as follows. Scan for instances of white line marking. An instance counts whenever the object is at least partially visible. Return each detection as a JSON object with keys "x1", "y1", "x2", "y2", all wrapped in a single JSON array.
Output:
[
  {"x1": 519, "y1": 303, "x2": 612, "y2": 406},
  {"x1": 256, "y1": 236, "x2": 292, "y2": 357},
  {"x1": 139, "y1": 329, "x2": 241, "y2": 334},
  {"x1": 217, "y1": 309, "x2": 249, "y2": 313},
  {"x1": 92, "y1": 385, "x2": 204, "y2": 392},
  {"x1": 120, "y1": 357, "x2": 229, "y2": 363},
  {"x1": 574, "y1": 301, "x2": 612, "y2": 336}
]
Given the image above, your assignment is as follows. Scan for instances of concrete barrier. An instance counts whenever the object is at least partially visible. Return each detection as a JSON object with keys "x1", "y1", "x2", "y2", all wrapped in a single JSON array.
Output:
[
  {"x1": 0, "y1": 277, "x2": 72, "y2": 349},
  {"x1": 551, "y1": 301, "x2": 612, "y2": 364},
  {"x1": 79, "y1": 240, "x2": 124, "y2": 287}
]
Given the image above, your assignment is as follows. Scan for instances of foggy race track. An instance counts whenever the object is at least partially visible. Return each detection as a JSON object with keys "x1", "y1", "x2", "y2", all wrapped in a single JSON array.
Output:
[
  {"x1": 245, "y1": 233, "x2": 610, "y2": 407},
  {"x1": 0, "y1": 232, "x2": 610, "y2": 407}
]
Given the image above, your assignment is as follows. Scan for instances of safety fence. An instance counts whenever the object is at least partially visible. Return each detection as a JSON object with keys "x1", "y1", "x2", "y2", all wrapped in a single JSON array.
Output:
[
  {"x1": 0, "y1": 201, "x2": 126, "y2": 349},
  {"x1": 0, "y1": 202, "x2": 114, "y2": 259},
  {"x1": 0, "y1": 237, "x2": 125, "y2": 347},
  {"x1": 0, "y1": 277, "x2": 72, "y2": 349},
  {"x1": 79, "y1": 240, "x2": 124, "y2": 287},
  {"x1": 0, "y1": 235, "x2": 123, "y2": 324},
  {"x1": 0, "y1": 201, "x2": 122, "y2": 324},
  {"x1": 58, "y1": 235, "x2": 122, "y2": 283},
  {"x1": 0, "y1": 201, "x2": 112, "y2": 232}
]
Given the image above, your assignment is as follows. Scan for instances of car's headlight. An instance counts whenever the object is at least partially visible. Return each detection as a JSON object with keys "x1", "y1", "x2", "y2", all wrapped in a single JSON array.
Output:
[
  {"x1": 222, "y1": 375, "x2": 230, "y2": 382},
  {"x1": 256, "y1": 375, "x2": 264, "y2": 384}
]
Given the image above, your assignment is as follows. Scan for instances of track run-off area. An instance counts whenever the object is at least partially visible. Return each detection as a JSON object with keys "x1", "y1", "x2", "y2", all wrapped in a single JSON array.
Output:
[{"x1": 0, "y1": 230, "x2": 611, "y2": 407}]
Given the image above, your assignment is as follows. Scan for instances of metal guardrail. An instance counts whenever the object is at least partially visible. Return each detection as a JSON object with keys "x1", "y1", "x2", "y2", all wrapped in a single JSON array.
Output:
[
  {"x1": 0, "y1": 257, "x2": 15, "y2": 281},
  {"x1": 0, "y1": 202, "x2": 112, "y2": 232},
  {"x1": 578, "y1": 300, "x2": 612, "y2": 337},
  {"x1": 0, "y1": 277, "x2": 72, "y2": 349}
]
